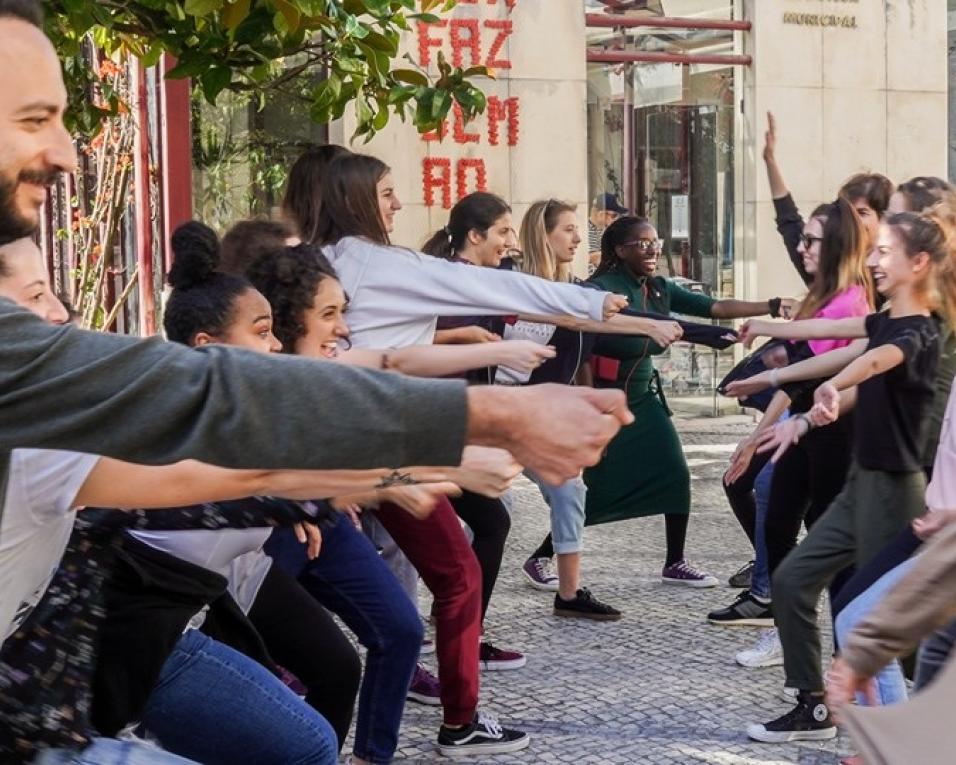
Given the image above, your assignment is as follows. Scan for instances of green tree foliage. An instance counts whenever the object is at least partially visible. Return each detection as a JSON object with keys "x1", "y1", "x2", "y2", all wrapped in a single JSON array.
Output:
[{"x1": 45, "y1": 0, "x2": 491, "y2": 140}]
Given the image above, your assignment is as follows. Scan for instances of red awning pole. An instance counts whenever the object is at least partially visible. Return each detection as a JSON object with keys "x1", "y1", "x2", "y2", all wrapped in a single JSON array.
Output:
[
  {"x1": 586, "y1": 14, "x2": 751, "y2": 32},
  {"x1": 587, "y1": 50, "x2": 752, "y2": 66}
]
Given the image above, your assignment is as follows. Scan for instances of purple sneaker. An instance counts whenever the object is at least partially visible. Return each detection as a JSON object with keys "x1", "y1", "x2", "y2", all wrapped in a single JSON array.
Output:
[
  {"x1": 407, "y1": 663, "x2": 441, "y2": 705},
  {"x1": 661, "y1": 559, "x2": 718, "y2": 588},
  {"x1": 521, "y1": 557, "x2": 559, "y2": 592},
  {"x1": 479, "y1": 641, "x2": 526, "y2": 671}
]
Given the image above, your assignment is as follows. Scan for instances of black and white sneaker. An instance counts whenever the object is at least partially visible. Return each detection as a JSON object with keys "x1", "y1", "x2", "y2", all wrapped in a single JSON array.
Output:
[
  {"x1": 554, "y1": 587, "x2": 622, "y2": 621},
  {"x1": 707, "y1": 590, "x2": 773, "y2": 627},
  {"x1": 437, "y1": 711, "x2": 530, "y2": 756},
  {"x1": 746, "y1": 691, "x2": 837, "y2": 743}
]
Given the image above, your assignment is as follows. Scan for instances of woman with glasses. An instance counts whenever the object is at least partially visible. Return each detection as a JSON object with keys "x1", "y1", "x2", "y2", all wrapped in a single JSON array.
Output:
[{"x1": 586, "y1": 216, "x2": 783, "y2": 587}]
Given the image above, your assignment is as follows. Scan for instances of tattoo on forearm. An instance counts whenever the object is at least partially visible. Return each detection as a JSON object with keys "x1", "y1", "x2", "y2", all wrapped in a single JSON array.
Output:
[{"x1": 376, "y1": 470, "x2": 417, "y2": 488}]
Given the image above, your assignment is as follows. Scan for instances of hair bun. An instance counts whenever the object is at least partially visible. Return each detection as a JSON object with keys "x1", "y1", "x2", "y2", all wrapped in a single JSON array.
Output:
[{"x1": 167, "y1": 221, "x2": 222, "y2": 289}]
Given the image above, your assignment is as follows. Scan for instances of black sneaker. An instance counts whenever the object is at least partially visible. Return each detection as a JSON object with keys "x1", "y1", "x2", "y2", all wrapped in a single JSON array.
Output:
[
  {"x1": 746, "y1": 691, "x2": 837, "y2": 743},
  {"x1": 554, "y1": 587, "x2": 622, "y2": 621},
  {"x1": 437, "y1": 711, "x2": 530, "y2": 756},
  {"x1": 728, "y1": 560, "x2": 755, "y2": 589},
  {"x1": 707, "y1": 590, "x2": 773, "y2": 627}
]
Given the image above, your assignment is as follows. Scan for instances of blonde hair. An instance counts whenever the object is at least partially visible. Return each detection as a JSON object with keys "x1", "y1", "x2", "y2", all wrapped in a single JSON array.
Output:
[
  {"x1": 518, "y1": 200, "x2": 576, "y2": 283},
  {"x1": 888, "y1": 204, "x2": 956, "y2": 328}
]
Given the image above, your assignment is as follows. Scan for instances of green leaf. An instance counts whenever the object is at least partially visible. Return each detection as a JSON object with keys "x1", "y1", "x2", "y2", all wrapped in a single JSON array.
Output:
[
  {"x1": 200, "y1": 65, "x2": 232, "y2": 103},
  {"x1": 430, "y1": 88, "x2": 450, "y2": 120},
  {"x1": 184, "y1": 0, "x2": 224, "y2": 17},
  {"x1": 391, "y1": 68, "x2": 429, "y2": 87},
  {"x1": 344, "y1": 14, "x2": 369, "y2": 38},
  {"x1": 221, "y1": 0, "x2": 251, "y2": 30}
]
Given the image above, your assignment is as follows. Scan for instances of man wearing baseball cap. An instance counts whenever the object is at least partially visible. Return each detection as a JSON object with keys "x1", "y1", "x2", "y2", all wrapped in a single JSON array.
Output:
[{"x1": 588, "y1": 192, "x2": 629, "y2": 273}]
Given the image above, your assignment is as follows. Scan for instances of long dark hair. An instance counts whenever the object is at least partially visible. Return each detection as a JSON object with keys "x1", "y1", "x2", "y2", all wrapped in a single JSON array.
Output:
[
  {"x1": 796, "y1": 197, "x2": 874, "y2": 319},
  {"x1": 163, "y1": 221, "x2": 252, "y2": 345},
  {"x1": 282, "y1": 144, "x2": 351, "y2": 244},
  {"x1": 314, "y1": 153, "x2": 391, "y2": 246},
  {"x1": 245, "y1": 243, "x2": 340, "y2": 354},
  {"x1": 422, "y1": 192, "x2": 511, "y2": 260},
  {"x1": 591, "y1": 215, "x2": 653, "y2": 279}
]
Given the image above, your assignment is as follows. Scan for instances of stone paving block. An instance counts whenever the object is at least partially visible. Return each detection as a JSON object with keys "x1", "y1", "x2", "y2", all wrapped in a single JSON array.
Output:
[{"x1": 343, "y1": 417, "x2": 853, "y2": 764}]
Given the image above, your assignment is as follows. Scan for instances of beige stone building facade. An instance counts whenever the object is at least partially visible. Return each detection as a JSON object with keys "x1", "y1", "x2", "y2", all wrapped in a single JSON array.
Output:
[{"x1": 327, "y1": 0, "x2": 951, "y2": 409}]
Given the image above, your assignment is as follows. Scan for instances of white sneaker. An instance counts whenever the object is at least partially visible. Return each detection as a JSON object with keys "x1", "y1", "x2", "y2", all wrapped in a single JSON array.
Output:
[{"x1": 735, "y1": 628, "x2": 784, "y2": 668}]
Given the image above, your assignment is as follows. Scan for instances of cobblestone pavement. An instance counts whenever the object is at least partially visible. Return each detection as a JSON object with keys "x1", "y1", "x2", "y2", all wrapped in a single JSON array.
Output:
[{"x1": 386, "y1": 415, "x2": 853, "y2": 764}]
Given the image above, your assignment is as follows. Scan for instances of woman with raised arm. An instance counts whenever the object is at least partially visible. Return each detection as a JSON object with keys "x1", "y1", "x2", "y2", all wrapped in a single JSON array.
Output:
[
  {"x1": 741, "y1": 210, "x2": 953, "y2": 745},
  {"x1": 763, "y1": 111, "x2": 892, "y2": 281},
  {"x1": 584, "y1": 216, "x2": 782, "y2": 588}
]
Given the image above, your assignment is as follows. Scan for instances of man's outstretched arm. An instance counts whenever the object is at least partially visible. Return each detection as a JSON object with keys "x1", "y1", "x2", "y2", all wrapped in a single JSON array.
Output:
[{"x1": 0, "y1": 300, "x2": 468, "y2": 471}]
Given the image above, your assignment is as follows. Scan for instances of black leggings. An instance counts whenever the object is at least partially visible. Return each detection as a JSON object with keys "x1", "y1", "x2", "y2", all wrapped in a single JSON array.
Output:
[
  {"x1": 248, "y1": 564, "x2": 361, "y2": 751},
  {"x1": 451, "y1": 490, "x2": 511, "y2": 623},
  {"x1": 722, "y1": 449, "x2": 773, "y2": 550},
  {"x1": 765, "y1": 417, "x2": 855, "y2": 577},
  {"x1": 533, "y1": 513, "x2": 689, "y2": 567}
]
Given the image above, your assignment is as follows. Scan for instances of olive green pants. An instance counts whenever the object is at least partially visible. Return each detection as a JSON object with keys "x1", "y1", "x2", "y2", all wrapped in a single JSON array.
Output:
[{"x1": 773, "y1": 463, "x2": 926, "y2": 691}]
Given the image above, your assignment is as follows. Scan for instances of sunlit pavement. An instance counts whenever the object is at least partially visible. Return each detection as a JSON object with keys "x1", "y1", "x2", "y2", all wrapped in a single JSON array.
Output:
[{"x1": 381, "y1": 415, "x2": 851, "y2": 764}]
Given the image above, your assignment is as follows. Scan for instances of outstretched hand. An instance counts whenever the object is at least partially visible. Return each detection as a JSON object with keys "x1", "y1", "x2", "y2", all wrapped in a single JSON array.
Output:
[
  {"x1": 737, "y1": 320, "x2": 771, "y2": 349},
  {"x1": 755, "y1": 416, "x2": 809, "y2": 463},
  {"x1": 293, "y1": 522, "x2": 322, "y2": 559},
  {"x1": 826, "y1": 656, "x2": 878, "y2": 722},
  {"x1": 383, "y1": 482, "x2": 462, "y2": 520},
  {"x1": 647, "y1": 320, "x2": 683, "y2": 349},
  {"x1": 722, "y1": 370, "x2": 773, "y2": 399},
  {"x1": 603, "y1": 293, "x2": 629, "y2": 321},
  {"x1": 453, "y1": 446, "x2": 523, "y2": 498},
  {"x1": 724, "y1": 437, "x2": 757, "y2": 485},
  {"x1": 496, "y1": 340, "x2": 557, "y2": 375},
  {"x1": 813, "y1": 382, "x2": 841, "y2": 422},
  {"x1": 486, "y1": 384, "x2": 632, "y2": 485}
]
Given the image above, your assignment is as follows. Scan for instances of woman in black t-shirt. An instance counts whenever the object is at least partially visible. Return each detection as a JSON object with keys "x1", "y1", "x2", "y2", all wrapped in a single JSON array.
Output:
[{"x1": 735, "y1": 211, "x2": 955, "y2": 744}]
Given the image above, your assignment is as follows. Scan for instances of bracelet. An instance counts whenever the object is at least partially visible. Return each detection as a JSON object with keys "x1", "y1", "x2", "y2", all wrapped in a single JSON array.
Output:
[
  {"x1": 795, "y1": 413, "x2": 814, "y2": 432},
  {"x1": 376, "y1": 470, "x2": 417, "y2": 489},
  {"x1": 768, "y1": 368, "x2": 780, "y2": 388},
  {"x1": 768, "y1": 297, "x2": 782, "y2": 318}
]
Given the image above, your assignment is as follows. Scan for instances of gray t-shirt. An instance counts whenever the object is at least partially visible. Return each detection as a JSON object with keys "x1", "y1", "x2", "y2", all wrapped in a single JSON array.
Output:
[{"x1": 0, "y1": 448, "x2": 99, "y2": 641}]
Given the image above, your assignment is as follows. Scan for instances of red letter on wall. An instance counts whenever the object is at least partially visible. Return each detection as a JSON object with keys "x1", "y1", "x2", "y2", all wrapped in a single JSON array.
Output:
[
  {"x1": 423, "y1": 157, "x2": 453, "y2": 209},
  {"x1": 457, "y1": 158, "x2": 488, "y2": 200},
  {"x1": 453, "y1": 104, "x2": 480, "y2": 144},
  {"x1": 487, "y1": 96, "x2": 520, "y2": 147},
  {"x1": 417, "y1": 20, "x2": 447, "y2": 67},
  {"x1": 449, "y1": 19, "x2": 481, "y2": 67},
  {"x1": 483, "y1": 20, "x2": 513, "y2": 69}
]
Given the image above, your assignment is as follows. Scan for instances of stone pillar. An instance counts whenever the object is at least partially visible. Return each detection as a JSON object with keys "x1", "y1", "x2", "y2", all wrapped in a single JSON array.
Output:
[{"x1": 737, "y1": 0, "x2": 948, "y2": 302}]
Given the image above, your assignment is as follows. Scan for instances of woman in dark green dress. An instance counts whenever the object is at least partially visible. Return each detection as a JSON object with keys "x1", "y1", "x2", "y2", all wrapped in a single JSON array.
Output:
[{"x1": 586, "y1": 216, "x2": 783, "y2": 587}]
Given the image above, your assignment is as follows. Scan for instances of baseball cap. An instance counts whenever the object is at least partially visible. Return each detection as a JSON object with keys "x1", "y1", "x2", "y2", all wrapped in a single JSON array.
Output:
[{"x1": 592, "y1": 192, "x2": 628, "y2": 215}]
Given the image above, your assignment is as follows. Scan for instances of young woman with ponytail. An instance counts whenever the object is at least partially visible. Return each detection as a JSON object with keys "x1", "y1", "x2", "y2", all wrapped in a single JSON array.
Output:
[
  {"x1": 739, "y1": 209, "x2": 953, "y2": 744},
  {"x1": 710, "y1": 198, "x2": 874, "y2": 673}
]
